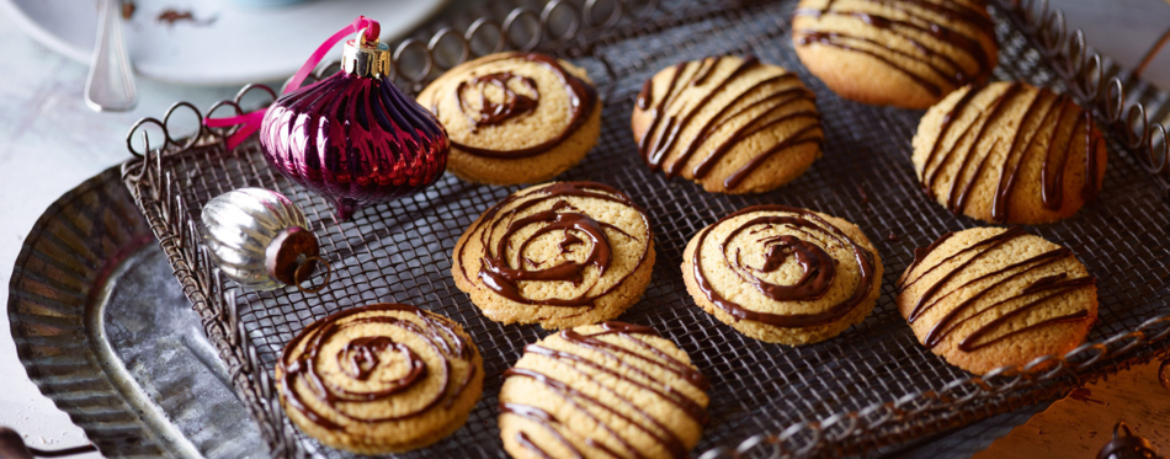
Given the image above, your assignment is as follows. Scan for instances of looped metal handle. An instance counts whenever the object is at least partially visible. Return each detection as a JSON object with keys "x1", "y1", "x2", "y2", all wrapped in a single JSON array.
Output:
[
  {"x1": 294, "y1": 256, "x2": 332, "y2": 294},
  {"x1": 393, "y1": 38, "x2": 433, "y2": 84},
  {"x1": 466, "y1": 18, "x2": 506, "y2": 57},
  {"x1": 1114, "y1": 421, "x2": 1135, "y2": 439},
  {"x1": 122, "y1": 1, "x2": 670, "y2": 158},
  {"x1": 502, "y1": 8, "x2": 544, "y2": 52},
  {"x1": 542, "y1": 0, "x2": 582, "y2": 44},
  {"x1": 429, "y1": 27, "x2": 470, "y2": 70}
]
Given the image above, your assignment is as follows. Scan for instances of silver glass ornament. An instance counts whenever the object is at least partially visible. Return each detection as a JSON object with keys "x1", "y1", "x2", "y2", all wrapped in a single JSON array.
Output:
[{"x1": 201, "y1": 187, "x2": 329, "y2": 291}]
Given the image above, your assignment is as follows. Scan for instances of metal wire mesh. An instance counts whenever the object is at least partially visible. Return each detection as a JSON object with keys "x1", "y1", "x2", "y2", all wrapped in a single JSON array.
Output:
[{"x1": 121, "y1": 0, "x2": 1170, "y2": 457}]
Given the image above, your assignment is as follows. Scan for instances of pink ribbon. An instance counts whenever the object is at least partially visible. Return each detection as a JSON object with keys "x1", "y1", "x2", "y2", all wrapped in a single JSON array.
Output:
[{"x1": 204, "y1": 16, "x2": 381, "y2": 150}]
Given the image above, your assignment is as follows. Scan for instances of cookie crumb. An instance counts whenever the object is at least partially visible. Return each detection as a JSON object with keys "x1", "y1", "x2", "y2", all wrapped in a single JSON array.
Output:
[
  {"x1": 157, "y1": 9, "x2": 216, "y2": 27},
  {"x1": 1069, "y1": 387, "x2": 1105, "y2": 405},
  {"x1": 121, "y1": 1, "x2": 136, "y2": 20}
]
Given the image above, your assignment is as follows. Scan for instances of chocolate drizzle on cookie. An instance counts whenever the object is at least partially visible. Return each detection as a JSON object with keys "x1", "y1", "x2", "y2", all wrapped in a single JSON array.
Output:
[
  {"x1": 457, "y1": 182, "x2": 652, "y2": 308},
  {"x1": 501, "y1": 322, "x2": 708, "y2": 459},
  {"x1": 691, "y1": 205, "x2": 878, "y2": 327},
  {"x1": 920, "y1": 83, "x2": 1103, "y2": 222},
  {"x1": 434, "y1": 53, "x2": 598, "y2": 159},
  {"x1": 635, "y1": 56, "x2": 824, "y2": 190},
  {"x1": 457, "y1": 72, "x2": 538, "y2": 132},
  {"x1": 278, "y1": 303, "x2": 477, "y2": 431},
  {"x1": 793, "y1": 0, "x2": 996, "y2": 97},
  {"x1": 898, "y1": 228, "x2": 1095, "y2": 353}
]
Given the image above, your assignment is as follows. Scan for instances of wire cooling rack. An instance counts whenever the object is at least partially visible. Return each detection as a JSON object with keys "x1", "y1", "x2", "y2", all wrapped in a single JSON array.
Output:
[{"x1": 120, "y1": 0, "x2": 1170, "y2": 457}]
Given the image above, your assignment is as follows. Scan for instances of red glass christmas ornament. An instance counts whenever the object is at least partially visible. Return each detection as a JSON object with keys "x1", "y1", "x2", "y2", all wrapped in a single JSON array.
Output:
[
  {"x1": 205, "y1": 17, "x2": 449, "y2": 221},
  {"x1": 259, "y1": 35, "x2": 448, "y2": 220}
]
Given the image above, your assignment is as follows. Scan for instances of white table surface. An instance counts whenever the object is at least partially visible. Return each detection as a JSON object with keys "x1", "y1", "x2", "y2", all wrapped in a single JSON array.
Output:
[{"x1": 0, "y1": 1, "x2": 1168, "y2": 457}]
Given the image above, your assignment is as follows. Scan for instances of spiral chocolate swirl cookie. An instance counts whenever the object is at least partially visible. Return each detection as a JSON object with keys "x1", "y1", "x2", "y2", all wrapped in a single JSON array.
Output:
[
  {"x1": 792, "y1": 0, "x2": 998, "y2": 109},
  {"x1": 682, "y1": 205, "x2": 883, "y2": 345},
  {"x1": 632, "y1": 56, "x2": 824, "y2": 194},
  {"x1": 276, "y1": 304, "x2": 484, "y2": 454},
  {"x1": 418, "y1": 52, "x2": 601, "y2": 185},
  {"x1": 499, "y1": 322, "x2": 709, "y2": 459},
  {"x1": 897, "y1": 227, "x2": 1098, "y2": 374},
  {"x1": 912, "y1": 82, "x2": 1107, "y2": 224},
  {"x1": 453, "y1": 182, "x2": 655, "y2": 329}
]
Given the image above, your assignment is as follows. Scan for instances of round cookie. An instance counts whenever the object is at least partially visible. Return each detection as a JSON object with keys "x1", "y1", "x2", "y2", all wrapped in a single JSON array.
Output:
[
  {"x1": 418, "y1": 52, "x2": 601, "y2": 185},
  {"x1": 792, "y1": 0, "x2": 999, "y2": 109},
  {"x1": 682, "y1": 205, "x2": 883, "y2": 345},
  {"x1": 897, "y1": 227, "x2": 1098, "y2": 374},
  {"x1": 911, "y1": 82, "x2": 1108, "y2": 224},
  {"x1": 276, "y1": 303, "x2": 484, "y2": 454},
  {"x1": 452, "y1": 181, "x2": 655, "y2": 329},
  {"x1": 631, "y1": 56, "x2": 824, "y2": 194},
  {"x1": 499, "y1": 321, "x2": 709, "y2": 459}
]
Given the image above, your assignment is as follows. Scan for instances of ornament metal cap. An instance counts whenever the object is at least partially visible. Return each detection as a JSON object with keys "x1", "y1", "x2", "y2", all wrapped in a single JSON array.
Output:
[
  {"x1": 265, "y1": 226, "x2": 319, "y2": 286},
  {"x1": 1097, "y1": 422, "x2": 1163, "y2": 459},
  {"x1": 343, "y1": 28, "x2": 391, "y2": 78}
]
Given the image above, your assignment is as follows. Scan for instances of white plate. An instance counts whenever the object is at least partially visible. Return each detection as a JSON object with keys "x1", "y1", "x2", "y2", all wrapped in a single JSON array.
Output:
[{"x1": 0, "y1": 0, "x2": 449, "y2": 86}]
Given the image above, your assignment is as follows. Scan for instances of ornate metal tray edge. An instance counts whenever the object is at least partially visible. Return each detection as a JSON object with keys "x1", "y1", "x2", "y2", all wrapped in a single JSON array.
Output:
[
  {"x1": 118, "y1": 0, "x2": 1170, "y2": 457},
  {"x1": 8, "y1": 167, "x2": 179, "y2": 458}
]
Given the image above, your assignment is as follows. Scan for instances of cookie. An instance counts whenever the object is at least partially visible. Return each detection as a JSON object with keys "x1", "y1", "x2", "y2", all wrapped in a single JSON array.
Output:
[
  {"x1": 418, "y1": 52, "x2": 601, "y2": 185},
  {"x1": 912, "y1": 82, "x2": 1108, "y2": 224},
  {"x1": 276, "y1": 303, "x2": 484, "y2": 454},
  {"x1": 499, "y1": 322, "x2": 709, "y2": 459},
  {"x1": 897, "y1": 227, "x2": 1098, "y2": 374},
  {"x1": 682, "y1": 205, "x2": 883, "y2": 345},
  {"x1": 632, "y1": 56, "x2": 824, "y2": 194},
  {"x1": 452, "y1": 182, "x2": 655, "y2": 329},
  {"x1": 792, "y1": 0, "x2": 999, "y2": 109}
]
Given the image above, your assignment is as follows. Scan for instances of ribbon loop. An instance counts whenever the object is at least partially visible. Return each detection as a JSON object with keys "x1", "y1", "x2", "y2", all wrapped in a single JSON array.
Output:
[{"x1": 203, "y1": 16, "x2": 382, "y2": 150}]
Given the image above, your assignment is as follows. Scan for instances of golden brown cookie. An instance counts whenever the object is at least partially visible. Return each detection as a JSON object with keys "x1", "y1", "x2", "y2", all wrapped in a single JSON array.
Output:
[
  {"x1": 276, "y1": 303, "x2": 484, "y2": 454},
  {"x1": 631, "y1": 56, "x2": 824, "y2": 194},
  {"x1": 792, "y1": 0, "x2": 999, "y2": 109},
  {"x1": 499, "y1": 322, "x2": 709, "y2": 459},
  {"x1": 897, "y1": 227, "x2": 1098, "y2": 374},
  {"x1": 912, "y1": 82, "x2": 1108, "y2": 224},
  {"x1": 682, "y1": 205, "x2": 883, "y2": 345},
  {"x1": 418, "y1": 52, "x2": 601, "y2": 185},
  {"x1": 452, "y1": 182, "x2": 655, "y2": 329}
]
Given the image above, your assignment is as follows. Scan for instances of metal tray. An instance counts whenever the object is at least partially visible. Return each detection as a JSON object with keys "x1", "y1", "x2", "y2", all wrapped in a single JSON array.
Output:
[
  {"x1": 7, "y1": 167, "x2": 266, "y2": 458},
  {"x1": 114, "y1": 0, "x2": 1170, "y2": 457}
]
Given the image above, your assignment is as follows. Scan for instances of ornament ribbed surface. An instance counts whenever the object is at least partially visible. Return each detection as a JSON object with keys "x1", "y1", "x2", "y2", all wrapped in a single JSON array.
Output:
[{"x1": 201, "y1": 187, "x2": 309, "y2": 290}]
